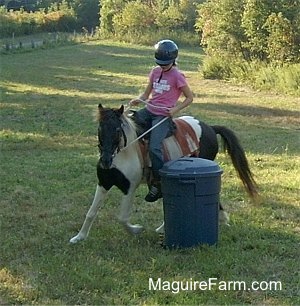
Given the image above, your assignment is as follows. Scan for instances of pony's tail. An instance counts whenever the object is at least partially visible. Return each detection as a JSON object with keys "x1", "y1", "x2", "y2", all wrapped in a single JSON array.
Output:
[{"x1": 212, "y1": 125, "x2": 258, "y2": 199}]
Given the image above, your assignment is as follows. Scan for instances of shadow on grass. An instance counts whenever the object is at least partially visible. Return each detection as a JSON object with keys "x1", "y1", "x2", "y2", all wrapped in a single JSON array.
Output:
[
  {"x1": 199, "y1": 102, "x2": 300, "y2": 121},
  {"x1": 1, "y1": 92, "x2": 298, "y2": 156}
]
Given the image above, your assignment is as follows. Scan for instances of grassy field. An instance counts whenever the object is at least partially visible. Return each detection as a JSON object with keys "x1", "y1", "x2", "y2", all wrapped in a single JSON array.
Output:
[{"x1": 0, "y1": 40, "x2": 299, "y2": 305}]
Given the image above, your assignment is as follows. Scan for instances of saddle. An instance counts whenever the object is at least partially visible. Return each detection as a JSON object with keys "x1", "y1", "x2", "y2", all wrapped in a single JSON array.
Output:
[{"x1": 136, "y1": 116, "x2": 202, "y2": 169}]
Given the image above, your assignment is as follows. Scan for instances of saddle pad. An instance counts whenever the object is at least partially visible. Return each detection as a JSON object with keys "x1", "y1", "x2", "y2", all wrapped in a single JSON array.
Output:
[{"x1": 162, "y1": 116, "x2": 201, "y2": 161}]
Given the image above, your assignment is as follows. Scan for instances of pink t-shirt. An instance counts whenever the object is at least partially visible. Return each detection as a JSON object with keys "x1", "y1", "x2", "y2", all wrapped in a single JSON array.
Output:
[{"x1": 147, "y1": 66, "x2": 187, "y2": 116}]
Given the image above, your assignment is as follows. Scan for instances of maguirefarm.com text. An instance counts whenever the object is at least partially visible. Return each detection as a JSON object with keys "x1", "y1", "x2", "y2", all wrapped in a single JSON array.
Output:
[{"x1": 149, "y1": 277, "x2": 282, "y2": 294}]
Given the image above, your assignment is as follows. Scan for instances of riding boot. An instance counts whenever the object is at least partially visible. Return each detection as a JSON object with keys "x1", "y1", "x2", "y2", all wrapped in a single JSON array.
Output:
[{"x1": 145, "y1": 170, "x2": 162, "y2": 202}]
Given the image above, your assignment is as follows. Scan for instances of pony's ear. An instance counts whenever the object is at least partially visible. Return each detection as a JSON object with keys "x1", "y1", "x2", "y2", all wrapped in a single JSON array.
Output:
[
  {"x1": 97, "y1": 104, "x2": 105, "y2": 121},
  {"x1": 117, "y1": 105, "x2": 124, "y2": 116}
]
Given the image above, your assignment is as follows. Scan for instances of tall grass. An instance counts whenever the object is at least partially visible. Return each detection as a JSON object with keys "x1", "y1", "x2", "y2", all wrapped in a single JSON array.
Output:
[
  {"x1": 250, "y1": 63, "x2": 300, "y2": 95},
  {"x1": 0, "y1": 40, "x2": 299, "y2": 305},
  {"x1": 201, "y1": 56, "x2": 300, "y2": 96}
]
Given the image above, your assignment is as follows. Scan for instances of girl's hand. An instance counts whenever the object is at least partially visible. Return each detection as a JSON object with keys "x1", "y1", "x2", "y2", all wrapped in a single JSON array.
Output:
[
  {"x1": 129, "y1": 98, "x2": 141, "y2": 106},
  {"x1": 168, "y1": 106, "x2": 179, "y2": 117}
]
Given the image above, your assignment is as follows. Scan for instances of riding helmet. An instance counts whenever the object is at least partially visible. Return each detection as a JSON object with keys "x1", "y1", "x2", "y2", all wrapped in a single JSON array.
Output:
[{"x1": 154, "y1": 39, "x2": 178, "y2": 65}]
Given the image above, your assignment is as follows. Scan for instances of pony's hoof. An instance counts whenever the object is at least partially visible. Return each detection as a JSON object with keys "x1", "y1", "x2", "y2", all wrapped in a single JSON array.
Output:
[
  {"x1": 155, "y1": 222, "x2": 165, "y2": 233},
  {"x1": 126, "y1": 224, "x2": 144, "y2": 235},
  {"x1": 69, "y1": 233, "x2": 85, "y2": 244},
  {"x1": 219, "y1": 211, "x2": 230, "y2": 226}
]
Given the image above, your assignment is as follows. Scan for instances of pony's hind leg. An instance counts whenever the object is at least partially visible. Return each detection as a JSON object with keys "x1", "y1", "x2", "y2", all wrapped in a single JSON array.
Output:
[
  {"x1": 70, "y1": 185, "x2": 107, "y2": 243},
  {"x1": 155, "y1": 204, "x2": 229, "y2": 235},
  {"x1": 219, "y1": 203, "x2": 230, "y2": 225},
  {"x1": 155, "y1": 222, "x2": 164, "y2": 233}
]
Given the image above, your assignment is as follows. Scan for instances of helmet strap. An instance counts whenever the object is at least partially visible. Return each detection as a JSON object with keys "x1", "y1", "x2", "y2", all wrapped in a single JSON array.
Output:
[{"x1": 157, "y1": 63, "x2": 174, "y2": 83}]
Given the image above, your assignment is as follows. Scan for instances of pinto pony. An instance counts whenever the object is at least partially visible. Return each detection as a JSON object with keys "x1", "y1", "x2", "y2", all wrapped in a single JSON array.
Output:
[{"x1": 70, "y1": 104, "x2": 258, "y2": 243}]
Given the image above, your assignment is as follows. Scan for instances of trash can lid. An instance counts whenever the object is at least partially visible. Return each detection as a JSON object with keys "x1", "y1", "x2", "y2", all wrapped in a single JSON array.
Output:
[{"x1": 160, "y1": 157, "x2": 223, "y2": 178}]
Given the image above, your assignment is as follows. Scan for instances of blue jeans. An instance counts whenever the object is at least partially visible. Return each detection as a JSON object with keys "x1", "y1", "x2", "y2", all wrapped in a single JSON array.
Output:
[{"x1": 135, "y1": 108, "x2": 173, "y2": 174}]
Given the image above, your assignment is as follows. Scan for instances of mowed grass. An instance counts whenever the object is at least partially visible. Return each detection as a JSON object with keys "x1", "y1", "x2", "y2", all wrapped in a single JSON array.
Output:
[{"x1": 0, "y1": 40, "x2": 299, "y2": 305}]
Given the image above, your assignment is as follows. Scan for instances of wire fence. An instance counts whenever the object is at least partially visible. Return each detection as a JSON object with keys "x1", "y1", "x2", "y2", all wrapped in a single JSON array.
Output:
[{"x1": 1, "y1": 29, "x2": 98, "y2": 52}]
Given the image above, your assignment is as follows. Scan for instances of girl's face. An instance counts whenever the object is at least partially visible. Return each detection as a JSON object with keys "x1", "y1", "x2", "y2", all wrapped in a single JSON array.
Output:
[{"x1": 159, "y1": 63, "x2": 173, "y2": 71}]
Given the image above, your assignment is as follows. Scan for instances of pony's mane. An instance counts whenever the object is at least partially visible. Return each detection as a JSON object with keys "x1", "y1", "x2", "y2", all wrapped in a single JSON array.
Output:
[
  {"x1": 121, "y1": 112, "x2": 138, "y2": 139},
  {"x1": 95, "y1": 105, "x2": 138, "y2": 140}
]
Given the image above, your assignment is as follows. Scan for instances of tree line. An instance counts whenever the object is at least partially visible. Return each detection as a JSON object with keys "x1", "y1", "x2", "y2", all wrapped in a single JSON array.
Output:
[
  {"x1": 2, "y1": 0, "x2": 299, "y2": 63},
  {"x1": 1, "y1": 0, "x2": 299, "y2": 94}
]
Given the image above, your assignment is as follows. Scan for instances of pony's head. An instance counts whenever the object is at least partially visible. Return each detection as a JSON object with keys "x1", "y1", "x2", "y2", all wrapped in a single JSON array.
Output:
[{"x1": 97, "y1": 104, "x2": 127, "y2": 169}]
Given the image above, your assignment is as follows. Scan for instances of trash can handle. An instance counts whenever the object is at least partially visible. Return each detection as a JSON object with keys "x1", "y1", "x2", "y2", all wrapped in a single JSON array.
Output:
[{"x1": 179, "y1": 176, "x2": 196, "y2": 184}]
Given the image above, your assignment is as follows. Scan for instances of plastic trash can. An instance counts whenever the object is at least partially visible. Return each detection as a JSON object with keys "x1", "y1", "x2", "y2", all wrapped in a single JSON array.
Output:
[{"x1": 159, "y1": 158, "x2": 223, "y2": 248}]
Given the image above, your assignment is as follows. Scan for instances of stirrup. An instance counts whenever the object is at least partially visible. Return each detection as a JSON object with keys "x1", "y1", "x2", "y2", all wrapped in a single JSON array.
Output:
[{"x1": 145, "y1": 185, "x2": 162, "y2": 202}]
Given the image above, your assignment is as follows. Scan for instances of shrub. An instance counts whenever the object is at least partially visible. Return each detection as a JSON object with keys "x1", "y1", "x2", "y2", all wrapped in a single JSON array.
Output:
[
  {"x1": 253, "y1": 63, "x2": 300, "y2": 95},
  {"x1": 201, "y1": 56, "x2": 232, "y2": 79}
]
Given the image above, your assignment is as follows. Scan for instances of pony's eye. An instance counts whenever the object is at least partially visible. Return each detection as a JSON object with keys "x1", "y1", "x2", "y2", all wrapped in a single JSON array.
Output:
[{"x1": 115, "y1": 128, "x2": 121, "y2": 138}]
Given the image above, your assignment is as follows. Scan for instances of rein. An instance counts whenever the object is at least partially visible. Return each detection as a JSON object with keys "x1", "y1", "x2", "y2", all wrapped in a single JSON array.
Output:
[
  {"x1": 120, "y1": 116, "x2": 169, "y2": 151},
  {"x1": 134, "y1": 98, "x2": 171, "y2": 110},
  {"x1": 121, "y1": 99, "x2": 171, "y2": 151}
]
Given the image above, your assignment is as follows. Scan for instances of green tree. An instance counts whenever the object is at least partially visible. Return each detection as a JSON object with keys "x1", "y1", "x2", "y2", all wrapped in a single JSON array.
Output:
[
  {"x1": 265, "y1": 12, "x2": 296, "y2": 62},
  {"x1": 155, "y1": 2, "x2": 185, "y2": 29},
  {"x1": 196, "y1": 0, "x2": 300, "y2": 64},
  {"x1": 113, "y1": 1, "x2": 155, "y2": 34},
  {"x1": 196, "y1": 0, "x2": 246, "y2": 58},
  {"x1": 99, "y1": 0, "x2": 203, "y2": 36},
  {"x1": 241, "y1": 0, "x2": 272, "y2": 60},
  {"x1": 179, "y1": 0, "x2": 204, "y2": 31},
  {"x1": 100, "y1": 0, "x2": 127, "y2": 33},
  {"x1": 73, "y1": 0, "x2": 100, "y2": 31}
]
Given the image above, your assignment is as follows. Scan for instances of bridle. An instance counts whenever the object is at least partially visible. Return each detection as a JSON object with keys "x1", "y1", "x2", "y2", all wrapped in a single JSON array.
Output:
[
  {"x1": 97, "y1": 103, "x2": 169, "y2": 164},
  {"x1": 97, "y1": 118, "x2": 127, "y2": 159}
]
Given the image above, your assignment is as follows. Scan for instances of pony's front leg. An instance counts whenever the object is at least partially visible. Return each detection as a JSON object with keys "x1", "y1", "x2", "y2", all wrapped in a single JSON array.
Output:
[
  {"x1": 118, "y1": 188, "x2": 143, "y2": 235},
  {"x1": 70, "y1": 185, "x2": 107, "y2": 243}
]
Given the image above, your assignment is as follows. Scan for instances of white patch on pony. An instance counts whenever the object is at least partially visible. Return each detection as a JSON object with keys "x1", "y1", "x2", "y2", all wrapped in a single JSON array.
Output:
[
  {"x1": 162, "y1": 116, "x2": 202, "y2": 161},
  {"x1": 219, "y1": 210, "x2": 230, "y2": 226},
  {"x1": 179, "y1": 116, "x2": 202, "y2": 139}
]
